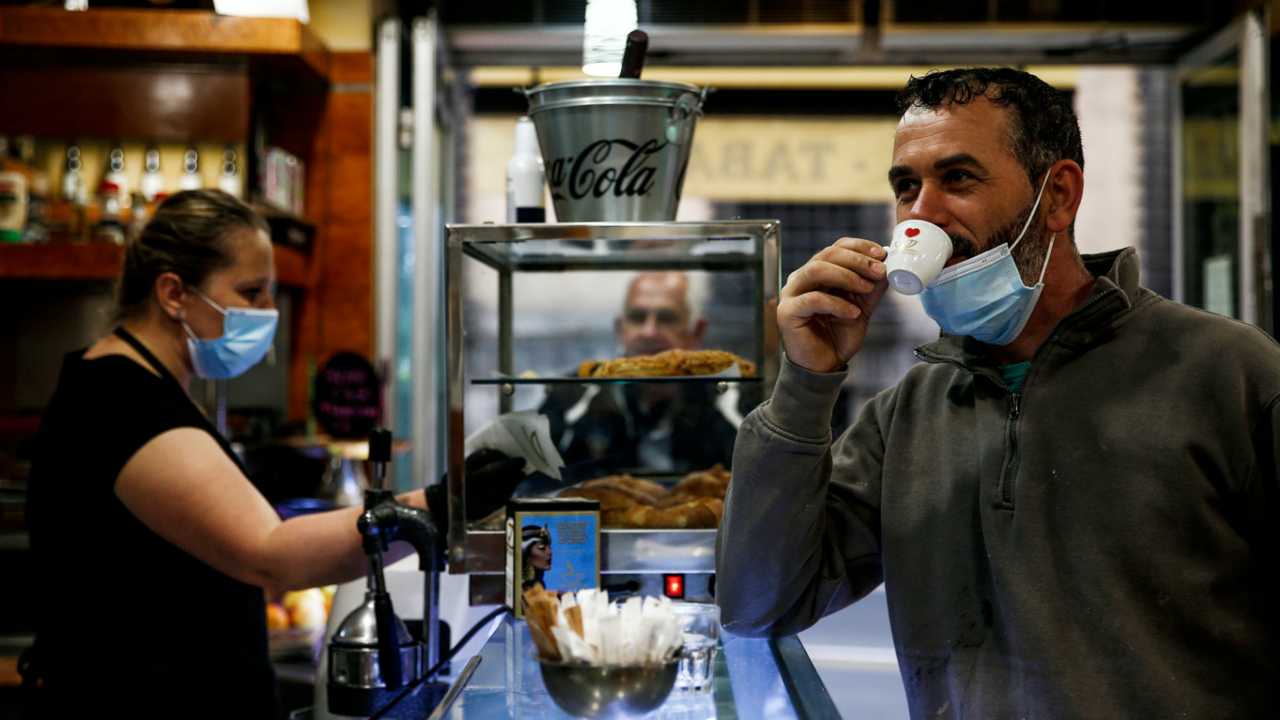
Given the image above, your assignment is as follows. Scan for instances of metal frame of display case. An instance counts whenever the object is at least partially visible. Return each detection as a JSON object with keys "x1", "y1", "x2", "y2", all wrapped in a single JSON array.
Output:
[{"x1": 444, "y1": 220, "x2": 781, "y2": 575}]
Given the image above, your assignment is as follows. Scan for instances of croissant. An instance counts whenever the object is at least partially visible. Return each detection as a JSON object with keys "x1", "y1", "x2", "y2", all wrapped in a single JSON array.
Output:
[
  {"x1": 605, "y1": 498, "x2": 722, "y2": 529},
  {"x1": 658, "y1": 491, "x2": 705, "y2": 508},
  {"x1": 556, "y1": 486, "x2": 638, "y2": 512},
  {"x1": 581, "y1": 474, "x2": 666, "y2": 504},
  {"x1": 697, "y1": 464, "x2": 732, "y2": 484},
  {"x1": 555, "y1": 466, "x2": 731, "y2": 529},
  {"x1": 577, "y1": 359, "x2": 602, "y2": 377},
  {"x1": 672, "y1": 350, "x2": 757, "y2": 378},
  {"x1": 670, "y1": 463, "x2": 731, "y2": 499},
  {"x1": 577, "y1": 349, "x2": 756, "y2": 378}
]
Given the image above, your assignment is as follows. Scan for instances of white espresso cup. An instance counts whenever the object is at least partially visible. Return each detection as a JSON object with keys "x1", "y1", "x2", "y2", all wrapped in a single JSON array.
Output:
[{"x1": 884, "y1": 219, "x2": 953, "y2": 295}]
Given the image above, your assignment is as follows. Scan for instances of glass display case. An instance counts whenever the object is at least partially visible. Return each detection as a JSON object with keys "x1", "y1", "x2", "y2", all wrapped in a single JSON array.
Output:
[{"x1": 444, "y1": 221, "x2": 780, "y2": 576}]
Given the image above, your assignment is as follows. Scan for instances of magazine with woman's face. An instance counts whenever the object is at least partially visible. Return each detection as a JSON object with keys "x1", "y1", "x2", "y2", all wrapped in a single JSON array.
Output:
[{"x1": 507, "y1": 502, "x2": 600, "y2": 617}]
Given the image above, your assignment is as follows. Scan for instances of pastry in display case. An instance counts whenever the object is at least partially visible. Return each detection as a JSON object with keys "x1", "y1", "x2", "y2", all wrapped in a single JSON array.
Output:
[
  {"x1": 577, "y1": 349, "x2": 757, "y2": 378},
  {"x1": 444, "y1": 220, "x2": 779, "y2": 575},
  {"x1": 556, "y1": 465, "x2": 728, "y2": 529}
]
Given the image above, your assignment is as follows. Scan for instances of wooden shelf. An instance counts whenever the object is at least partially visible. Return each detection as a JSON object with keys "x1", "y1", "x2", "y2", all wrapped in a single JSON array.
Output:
[
  {"x1": 274, "y1": 244, "x2": 312, "y2": 289},
  {"x1": 0, "y1": 242, "x2": 311, "y2": 288},
  {"x1": 252, "y1": 202, "x2": 315, "y2": 231},
  {"x1": 254, "y1": 201, "x2": 317, "y2": 256},
  {"x1": 0, "y1": 7, "x2": 331, "y2": 143},
  {"x1": 0, "y1": 6, "x2": 328, "y2": 82},
  {"x1": 0, "y1": 243, "x2": 123, "y2": 281}
]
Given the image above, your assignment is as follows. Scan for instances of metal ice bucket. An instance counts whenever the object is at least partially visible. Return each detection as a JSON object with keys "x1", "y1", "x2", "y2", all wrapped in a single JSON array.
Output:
[{"x1": 525, "y1": 79, "x2": 707, "y2": 222}]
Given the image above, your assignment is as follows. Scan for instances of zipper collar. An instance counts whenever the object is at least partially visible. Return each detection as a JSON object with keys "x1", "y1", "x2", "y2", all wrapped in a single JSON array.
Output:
[{"x1": 914, "y1": 247, "x2": 1143, "y2": 377}]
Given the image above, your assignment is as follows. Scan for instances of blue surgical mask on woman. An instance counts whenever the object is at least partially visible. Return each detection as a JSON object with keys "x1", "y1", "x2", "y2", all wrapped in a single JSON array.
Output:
[
  {"x1": 183, "y1": 289, "x2": 279, "y2": 379},
  {"x1": 919, "y1": 173, "x2": 1055, "y2": 346}
]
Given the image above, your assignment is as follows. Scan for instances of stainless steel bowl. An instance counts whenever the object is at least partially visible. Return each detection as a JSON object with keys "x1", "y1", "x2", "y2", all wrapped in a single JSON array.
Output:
[{"x1": 538, "y1": 658, "x2": 679, "y2": 719}]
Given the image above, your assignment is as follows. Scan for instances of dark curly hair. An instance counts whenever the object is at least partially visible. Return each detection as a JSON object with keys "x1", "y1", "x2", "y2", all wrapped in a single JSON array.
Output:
[
  {"x1": 115, "y1": 189, "x2": 268, "y2": 321},
  {"x1": 897, "y1": 67, "x2": 1084, "y2": 191}
]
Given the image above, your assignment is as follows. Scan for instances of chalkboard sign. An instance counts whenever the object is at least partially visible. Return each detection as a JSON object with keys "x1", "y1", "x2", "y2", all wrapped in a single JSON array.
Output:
[{"x1": 313, "y1": 351, "x2": 381, "y2": 439}]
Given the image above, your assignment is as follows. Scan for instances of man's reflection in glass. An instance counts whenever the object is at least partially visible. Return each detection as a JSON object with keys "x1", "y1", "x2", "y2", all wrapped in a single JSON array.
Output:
[{"x1": 541, "y1": 272, "x2": 740, "y2": 478}]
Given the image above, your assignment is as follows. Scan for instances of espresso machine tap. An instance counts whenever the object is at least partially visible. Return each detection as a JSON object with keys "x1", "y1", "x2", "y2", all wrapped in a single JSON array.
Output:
[{"x1": 326, "y1": 428, "x2": 446, "y2": 717}]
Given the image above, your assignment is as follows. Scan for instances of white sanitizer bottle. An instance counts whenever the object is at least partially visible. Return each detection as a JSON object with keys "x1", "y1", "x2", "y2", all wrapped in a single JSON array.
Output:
[{"x1": 506, "y1": 116, "x2": 546, "y2": 223}]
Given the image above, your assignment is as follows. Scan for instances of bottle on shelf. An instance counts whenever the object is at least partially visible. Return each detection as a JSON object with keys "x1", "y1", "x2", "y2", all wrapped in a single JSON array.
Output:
[
  {"x1": 91, "y1": 143, "x2": 129, "y2": 245},
  {"x1": 218, "y1": 145, "x2": 242, "y2": 199},
  {"x1": 17, "y1": 140, "x2": 47, "y2": 244},
  {"x1": 104, "y1": 142, "x2": 129, "y2": 207},
  {"x1": 140, "y1": 144, "x2": 164, "y2": 202},
  {"x1": 0, "y1": 170, "x2": 27, "y2": 244},
  {"x1": 506, "y1": 116, "x2": 546, "y2": 223},
  {"x1": 61, "y1": 143, "x2": 86, "y2": 205},
  {"x1": 16, "y1": 137, "x2": 49, "y2": 244},
  {"x1": 179, "y1": 145, "x2": 202, "y2": 192},
  {"x1": 13, "y1": 136, "x2": 37, "y2": 167},
  {"x1": 128, "y1": 192, "x2": 150, "y2": 242},
  {"x1": 54, "y1": 142, "x2": 89, "y2": 242},
  {"x1": 92, "y1": 180, "x2": 126, "y2": 246},
  {"x1": 23, "y1": 185, "x2": 49, "y2": 244}
]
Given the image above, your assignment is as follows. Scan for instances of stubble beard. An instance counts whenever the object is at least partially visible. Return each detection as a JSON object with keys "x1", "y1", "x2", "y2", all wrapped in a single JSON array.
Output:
[{"x1": 978, "y1": 202, "x2": 1053, "y2": 286}]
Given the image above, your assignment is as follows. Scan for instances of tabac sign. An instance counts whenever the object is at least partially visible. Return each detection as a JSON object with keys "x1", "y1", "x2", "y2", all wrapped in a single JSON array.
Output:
[{"x1": 681, "y1": 117, "x2": 899, "y2": 203}]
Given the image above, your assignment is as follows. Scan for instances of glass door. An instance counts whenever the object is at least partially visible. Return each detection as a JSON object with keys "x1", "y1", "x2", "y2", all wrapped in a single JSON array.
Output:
[
  {"x1": 1271, "y1": 10, "x2": 1279, "y2": 331},
  {"x1": 375, "y1": 12, "x2": 462, "y2": 491},
  {"x1": 1174, "y1": 6, "x2": 1272, "y2": 332},
  {"x1": 1176, "y1": 29, "x2": 1241, "y2": 318}
]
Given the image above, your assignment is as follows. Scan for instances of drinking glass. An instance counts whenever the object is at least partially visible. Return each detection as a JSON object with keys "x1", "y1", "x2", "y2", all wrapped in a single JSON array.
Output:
[{"x1": 670, "y1": 602, "x2": 720, "y2": 694}]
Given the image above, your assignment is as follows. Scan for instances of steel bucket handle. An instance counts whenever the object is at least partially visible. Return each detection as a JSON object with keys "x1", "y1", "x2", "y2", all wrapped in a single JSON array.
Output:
[{"x1": 665, "y1": 87, "x2": 709, "y2": 145}]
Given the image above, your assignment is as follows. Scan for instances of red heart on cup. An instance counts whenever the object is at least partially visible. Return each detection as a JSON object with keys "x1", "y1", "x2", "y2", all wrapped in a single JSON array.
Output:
[{"x1": 905, "y1": 227, "x2": 920, "y2": 237}]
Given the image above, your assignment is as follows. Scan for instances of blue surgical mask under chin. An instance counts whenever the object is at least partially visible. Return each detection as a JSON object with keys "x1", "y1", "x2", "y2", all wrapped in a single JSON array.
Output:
[
  {"x1": 183, "y1": 290, "x2": 279, "y2": 380},
  {"x1": 919, "y1": 174, "x2": 1055, "y2": 346}
]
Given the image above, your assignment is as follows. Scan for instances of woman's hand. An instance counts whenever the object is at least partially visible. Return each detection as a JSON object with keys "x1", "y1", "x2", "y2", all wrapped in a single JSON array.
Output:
[{"x1": 424, "y1": 449, "x2": 526, "y2": 536}]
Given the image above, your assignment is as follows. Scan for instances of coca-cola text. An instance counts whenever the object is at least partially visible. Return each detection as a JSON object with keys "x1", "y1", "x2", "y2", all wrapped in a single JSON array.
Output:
[{"x1": 548, "y1": 138, "x2": 667, "y2": 201}]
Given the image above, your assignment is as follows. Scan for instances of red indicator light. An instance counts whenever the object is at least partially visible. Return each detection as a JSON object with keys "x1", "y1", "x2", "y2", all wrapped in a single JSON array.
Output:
[{"x1": 664, "y1": 574, "x2": 685, "y2": 599}]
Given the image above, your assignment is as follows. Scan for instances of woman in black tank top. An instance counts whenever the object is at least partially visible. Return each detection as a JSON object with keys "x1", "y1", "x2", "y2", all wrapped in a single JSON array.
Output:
[{"x1": 23, "y1": 191, "x2": 437, "y2": 718}]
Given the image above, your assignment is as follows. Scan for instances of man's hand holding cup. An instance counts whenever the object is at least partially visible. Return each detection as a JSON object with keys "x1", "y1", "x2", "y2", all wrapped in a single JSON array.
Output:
[{"x1": 778, "y1": 237, "x2": 890, "y2": 374}]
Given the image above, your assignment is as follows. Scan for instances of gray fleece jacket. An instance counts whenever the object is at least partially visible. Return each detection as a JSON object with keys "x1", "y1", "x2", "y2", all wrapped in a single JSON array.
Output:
[{"x1": 718, "y1": 248, "x2": 1280, "y2": 719}]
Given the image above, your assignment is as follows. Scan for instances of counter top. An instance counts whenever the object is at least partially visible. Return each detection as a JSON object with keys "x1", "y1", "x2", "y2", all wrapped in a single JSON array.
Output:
[
  {"x1": 296, "y1": 612, "x2": 837, "y2": 719},
  {"x1": 432, "y1": 613, "x2": 836, "y2": 719}
]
